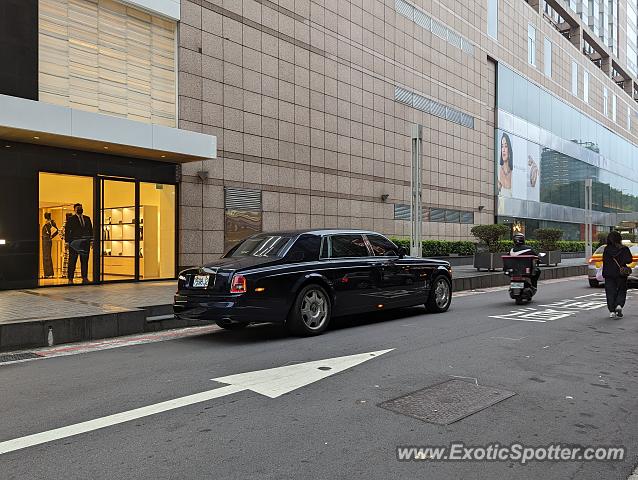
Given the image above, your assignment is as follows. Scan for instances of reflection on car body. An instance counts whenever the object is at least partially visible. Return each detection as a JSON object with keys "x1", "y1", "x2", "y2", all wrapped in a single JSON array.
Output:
[{"x1": 174, "y1": 229, "x2": 453, "y2": 336}]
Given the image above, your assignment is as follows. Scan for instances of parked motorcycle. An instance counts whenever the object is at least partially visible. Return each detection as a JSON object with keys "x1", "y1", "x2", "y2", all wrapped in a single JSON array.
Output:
[{"x1": 502, "y1": 253, "x2": 544, "y2": 305}]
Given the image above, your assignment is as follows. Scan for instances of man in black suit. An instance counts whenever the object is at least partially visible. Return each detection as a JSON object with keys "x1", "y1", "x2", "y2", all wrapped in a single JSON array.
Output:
[{"x1": 65, "y1": 203, "x2": 93, "y2": 284}]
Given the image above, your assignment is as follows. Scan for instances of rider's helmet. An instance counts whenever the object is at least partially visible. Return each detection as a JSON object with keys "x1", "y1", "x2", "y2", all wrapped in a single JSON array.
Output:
[{"x1": 513, "y1": 232, "x2": 526, "y2": 246}]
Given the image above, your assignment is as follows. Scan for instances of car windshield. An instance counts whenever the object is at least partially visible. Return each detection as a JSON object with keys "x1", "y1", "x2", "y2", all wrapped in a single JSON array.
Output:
[{"x1": 226, "y1": 235, "x2": 293, "y2": 258}]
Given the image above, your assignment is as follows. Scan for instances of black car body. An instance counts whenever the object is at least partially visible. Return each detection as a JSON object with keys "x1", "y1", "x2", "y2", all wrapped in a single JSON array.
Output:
[{"x1": 174, "y1": 229, "x2": 452, "y2": 335}]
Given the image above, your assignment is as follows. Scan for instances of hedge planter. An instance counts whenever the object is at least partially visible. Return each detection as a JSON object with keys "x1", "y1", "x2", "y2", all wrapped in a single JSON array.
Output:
[
  {"x1": 473, "y1": 252, "x2": 507, "y2": 271},
  {"x1": 539, "y1": 250, "x2": 561, "y2": 267}
]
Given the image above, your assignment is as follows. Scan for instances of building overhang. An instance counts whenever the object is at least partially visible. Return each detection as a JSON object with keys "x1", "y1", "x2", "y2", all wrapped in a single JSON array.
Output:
[
  {"x1": 0, "y1": 95, "x2": 216, "y2": 163},
  {"x1": 119, "y1": 0, "x2": 180, "y2": 21}
]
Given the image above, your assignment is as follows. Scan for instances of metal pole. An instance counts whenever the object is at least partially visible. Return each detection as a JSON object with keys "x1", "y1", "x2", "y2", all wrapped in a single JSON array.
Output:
[
  {"x1": 410, "y1": 124, "x2": 423, "y2": 257},
  {"x1": 585, "y1": 178, "x2": 594, "y2": 259}
]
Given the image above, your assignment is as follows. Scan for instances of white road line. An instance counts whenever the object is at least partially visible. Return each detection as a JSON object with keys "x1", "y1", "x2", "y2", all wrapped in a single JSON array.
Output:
[{"x1": 0, "y1": 385, "x2": 245, "y2": 455}]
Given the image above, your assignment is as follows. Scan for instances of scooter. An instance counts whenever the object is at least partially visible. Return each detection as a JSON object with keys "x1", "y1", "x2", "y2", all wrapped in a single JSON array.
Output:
[{"x1": 501, "y1": 253, "x2": 544, "y2": 305}]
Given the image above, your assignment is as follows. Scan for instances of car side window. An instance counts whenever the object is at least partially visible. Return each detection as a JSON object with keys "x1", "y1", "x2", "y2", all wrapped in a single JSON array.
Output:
[
  {"x1": 366, "y1": 234, "x2": 398, "y2": 256},
  {"x1": 329, "y1": 234, "x2": 370, "y2": 258},
  {"x1": 287, "y1": 234, "x2": 320, "y2": 261}
]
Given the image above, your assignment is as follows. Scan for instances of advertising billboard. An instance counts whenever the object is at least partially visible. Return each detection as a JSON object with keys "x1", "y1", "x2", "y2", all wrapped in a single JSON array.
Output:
[{"x1": 496, "y1": 130, "x2": 540, "y2": 202}]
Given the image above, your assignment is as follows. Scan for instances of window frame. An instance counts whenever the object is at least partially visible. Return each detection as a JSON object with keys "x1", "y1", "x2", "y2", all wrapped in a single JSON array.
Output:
[
  {"x1": 543, "y1": 37, "x2": 552, "y2": 77},
  {"x1": 527, "y1": 24, "x2": 536, "y2": 67}
]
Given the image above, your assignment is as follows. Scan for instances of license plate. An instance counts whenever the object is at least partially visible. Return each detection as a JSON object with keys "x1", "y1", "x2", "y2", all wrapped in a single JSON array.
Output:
[
  {"x1": 192, "y1": 275, "x2": 210, "y2": 288},
  {"x1": 510, "y1": 282, "x2": 524, "y2": 289}
]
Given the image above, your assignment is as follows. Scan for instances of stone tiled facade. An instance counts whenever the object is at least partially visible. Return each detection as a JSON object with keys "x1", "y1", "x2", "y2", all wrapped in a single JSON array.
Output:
[{"x1": 175, "y1": 0, "x2": 638, "y2": 269}]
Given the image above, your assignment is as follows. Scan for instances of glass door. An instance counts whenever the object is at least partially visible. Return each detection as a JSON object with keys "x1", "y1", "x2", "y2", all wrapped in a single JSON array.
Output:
[{"x1": 101, "y1": 178, "x2": 138, "y2": 281}]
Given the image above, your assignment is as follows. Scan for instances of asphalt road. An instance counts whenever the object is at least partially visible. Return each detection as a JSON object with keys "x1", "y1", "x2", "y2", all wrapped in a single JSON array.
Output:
[{"x1": 1, "y1": 277, "x2": 637, "y2": 480}]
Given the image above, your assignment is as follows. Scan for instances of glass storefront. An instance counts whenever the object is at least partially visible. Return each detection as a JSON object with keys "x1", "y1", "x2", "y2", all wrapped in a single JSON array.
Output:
[
  {"x1": 39, "y1": 173, "x2": 95, "y2": 286},
  {"x1": 37, "y1": 172, "x2": 176, "y2": 287},
  {"x1": 495, "y1": 64, "x2": 638, "y2": 236}
]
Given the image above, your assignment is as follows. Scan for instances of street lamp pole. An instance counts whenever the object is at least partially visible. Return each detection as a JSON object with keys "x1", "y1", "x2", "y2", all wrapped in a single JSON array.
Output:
[
  {"x1": 584, "y1": 178, "x2": 593, "y2": 259},
  {"x1": 410, "y1": 124, "x2": 423, "y2": 257}
]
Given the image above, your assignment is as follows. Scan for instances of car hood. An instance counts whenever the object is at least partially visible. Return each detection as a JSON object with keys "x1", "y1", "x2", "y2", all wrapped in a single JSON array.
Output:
[{"x1": 202, "y1": 256, "x2": 282, "y2": 272}]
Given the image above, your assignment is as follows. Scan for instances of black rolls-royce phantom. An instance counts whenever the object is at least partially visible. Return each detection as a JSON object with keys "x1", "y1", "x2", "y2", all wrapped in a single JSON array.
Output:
[{"x1": 174, "y1": 229, "x2": 452, "y2": 336}]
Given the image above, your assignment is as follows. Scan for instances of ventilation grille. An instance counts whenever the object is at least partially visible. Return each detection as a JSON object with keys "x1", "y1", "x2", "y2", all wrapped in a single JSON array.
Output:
[
  {"x1": 395, "y1": 86, "x2": 475, "y2": 130},
  {"x1": 395, "y1": 0, "x2": 474, "y2": 57},
  {"x1": 224, "y1": 187, "x2": 262, "y2": 211}
]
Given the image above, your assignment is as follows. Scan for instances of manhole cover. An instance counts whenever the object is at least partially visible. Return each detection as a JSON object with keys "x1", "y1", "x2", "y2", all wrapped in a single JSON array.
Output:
[
  {"x1": 0, "y1": 352, "x2": 40, "y2": 363},
  {"x1": 379, "y1": 379, "x2": 515, "y2": 425}
]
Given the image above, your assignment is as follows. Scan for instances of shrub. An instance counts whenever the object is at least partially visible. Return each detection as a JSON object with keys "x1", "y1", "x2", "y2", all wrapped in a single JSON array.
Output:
[
  {"x1": 422, "y1": 240, "x2": 451, "y2": 256},
  {"x1": 557, "y1": 240, "x2": 586, "y2": 252},
  {"x1": 449, "y1": 241, "x2": 476, "y2": 256},
  {"x1": 535, "y1": 228, "x2": 563, "y2": 252},
  {"x1": 470, "y1": 224, "x2": 510, "y2": 253}
]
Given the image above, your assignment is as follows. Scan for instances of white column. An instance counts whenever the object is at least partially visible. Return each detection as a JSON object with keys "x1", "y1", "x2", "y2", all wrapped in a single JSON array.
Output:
[{"x1": 410, "y1": 124, "x2": 423, "y2": 257}]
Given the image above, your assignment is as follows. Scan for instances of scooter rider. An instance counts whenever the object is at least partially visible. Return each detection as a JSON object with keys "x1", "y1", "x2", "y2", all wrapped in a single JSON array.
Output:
[{"x1": 509, "y1": 233, "x2": 540, "y2": 288}]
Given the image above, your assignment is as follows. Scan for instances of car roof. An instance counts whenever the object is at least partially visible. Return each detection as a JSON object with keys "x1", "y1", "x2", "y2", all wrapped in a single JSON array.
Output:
[{"x1": 250, "y1": 229, "x2": 381, "y2": 237}]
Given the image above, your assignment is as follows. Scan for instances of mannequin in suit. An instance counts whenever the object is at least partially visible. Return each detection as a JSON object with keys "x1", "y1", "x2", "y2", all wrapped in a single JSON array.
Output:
[{"x1": 65, "y1": 203, "x2": 93, "y2": 284}]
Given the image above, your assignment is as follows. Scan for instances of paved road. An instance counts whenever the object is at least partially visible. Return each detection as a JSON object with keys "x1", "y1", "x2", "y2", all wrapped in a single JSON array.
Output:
[{"x1": 1, "y1": 277, "x2": 637, "y2": 480}]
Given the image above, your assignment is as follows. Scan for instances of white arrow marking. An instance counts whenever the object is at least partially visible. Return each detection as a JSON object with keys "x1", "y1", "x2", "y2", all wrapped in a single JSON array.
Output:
[
  {"x1": 0, "y1": 349, "x2": 392, "y2": 455},
  {"x1": 213, "y1": 349, "x2": 394, "y2": 398}
]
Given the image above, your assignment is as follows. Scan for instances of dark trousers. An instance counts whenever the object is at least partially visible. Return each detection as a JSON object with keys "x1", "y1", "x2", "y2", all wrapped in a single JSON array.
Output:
[
  {"x1": 531, "y1": 268, "x2": 540, "y2": 288},
  {"x1": 42, "y1": 239, "x2": 54, "y2": 277},
  {"x1": 68, "y1": 247, "x2": 89, "y2": 281},
  {"x1": 604, "y1": 276, "x2": 628, "y2": 312}
]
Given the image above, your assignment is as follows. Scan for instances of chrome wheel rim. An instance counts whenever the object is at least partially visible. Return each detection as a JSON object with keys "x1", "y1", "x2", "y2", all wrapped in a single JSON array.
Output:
[
  {"x1": 300, "y1": 289, "x2": 328, "y2": 330},
  {"x1": 434, "y1": 278, "x2": 450, "y2": 308}
]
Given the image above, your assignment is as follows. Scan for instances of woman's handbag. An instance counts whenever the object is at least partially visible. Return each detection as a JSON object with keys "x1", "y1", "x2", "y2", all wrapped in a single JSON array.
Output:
[
  {"x1": 613, "y1": 257, "x2": 632, "y2": 277},
  {"x1": 595, "y1": 267, "x2": 604, "y2": 282}
]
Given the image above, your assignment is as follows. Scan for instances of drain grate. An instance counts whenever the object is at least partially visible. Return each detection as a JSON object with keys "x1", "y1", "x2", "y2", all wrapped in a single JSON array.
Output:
[
  {"x1": 379, "y1": 379, "x2": 515, "y2": 425},
  {"x1": 0, "y1": 352, "x2": 41, "y2": 363}
]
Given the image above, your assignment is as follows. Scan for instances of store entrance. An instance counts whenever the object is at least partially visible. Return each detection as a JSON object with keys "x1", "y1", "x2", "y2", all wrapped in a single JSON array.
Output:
[
  {"x1": 101, "y1": 178, "x2": 137, "y2": 281},
  {"x1": 38, "y1": 172, "x2": 176, "y2": 287}
]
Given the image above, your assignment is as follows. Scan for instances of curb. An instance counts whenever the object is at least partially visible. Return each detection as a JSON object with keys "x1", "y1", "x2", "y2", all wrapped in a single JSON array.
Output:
[
  {"x1": 0, "y1": 305, "x2": 203, "y2": 352},
  {"x1": 451, "y1": 264, "x2": 588, "y2": 293}
]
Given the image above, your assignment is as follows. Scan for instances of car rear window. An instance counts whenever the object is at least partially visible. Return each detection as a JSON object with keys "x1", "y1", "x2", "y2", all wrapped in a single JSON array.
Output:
[
  {"x1": 594, "y1": 245, "x2": 605, "y2": 254},
  {"x1": 227, "y1": 235, "x2": 293, "y2": 257}
]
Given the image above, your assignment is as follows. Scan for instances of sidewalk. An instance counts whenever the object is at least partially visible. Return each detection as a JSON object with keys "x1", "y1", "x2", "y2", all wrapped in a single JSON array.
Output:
[{"x1": 0, "y1": 258, "x2": 588, "y2": 352}]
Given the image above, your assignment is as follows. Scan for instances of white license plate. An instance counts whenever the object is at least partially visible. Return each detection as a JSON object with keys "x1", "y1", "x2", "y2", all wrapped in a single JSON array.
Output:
[
  {"x1": 192, "y1": 275, "x2": 210, "y2": 288},
  {"x1": 510, "y1": 282, "x2": 525, "y2": 289}
]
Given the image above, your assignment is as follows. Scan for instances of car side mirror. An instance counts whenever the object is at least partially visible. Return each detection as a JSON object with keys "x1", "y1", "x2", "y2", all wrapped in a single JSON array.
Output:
[{"x1": 397, "y1": 246, "x2": 406, "y2": 258}]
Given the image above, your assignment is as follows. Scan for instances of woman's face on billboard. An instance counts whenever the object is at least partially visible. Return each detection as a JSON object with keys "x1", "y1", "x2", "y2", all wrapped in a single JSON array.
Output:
[{"x1": 501, "y1": 136, "x2": 510, "y2": 166}]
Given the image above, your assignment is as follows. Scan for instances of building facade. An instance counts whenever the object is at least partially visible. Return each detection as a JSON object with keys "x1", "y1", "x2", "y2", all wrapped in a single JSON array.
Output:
[{"x1": 1, "y1": 0, "x2": 638, "y2": 290}]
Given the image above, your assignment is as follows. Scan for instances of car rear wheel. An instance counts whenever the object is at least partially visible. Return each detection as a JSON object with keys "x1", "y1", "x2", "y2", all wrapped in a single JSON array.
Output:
[
  {"x1": 588, "y1": 279, "x2": 600, "y2": 287},
  {"x1": 425, "y1": 275, "x2": 452, "y2": 313},
  {"x1": 215, "y1": 320, "x2": 249, "y2": 330},
  {"x1": 287, "y1": 284, "x2": 331, "y2": 336}
]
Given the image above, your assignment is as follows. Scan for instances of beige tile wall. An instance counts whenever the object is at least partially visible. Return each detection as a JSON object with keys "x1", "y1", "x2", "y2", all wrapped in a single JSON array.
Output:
[{"x1": 176, "y1": 0, "x2": 637, "y2": 269}]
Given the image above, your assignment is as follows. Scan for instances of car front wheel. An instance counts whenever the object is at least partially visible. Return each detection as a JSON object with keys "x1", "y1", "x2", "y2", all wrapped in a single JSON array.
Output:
[
  {"x1": 588, "y1": 279, "x2": 600, "y2": 287},
  {"x1": 287, "y1": 284, "x2": 331, "y2": 336},
  {"x1": 425, "y1": 275, "x2": 452, "y2": 313}
]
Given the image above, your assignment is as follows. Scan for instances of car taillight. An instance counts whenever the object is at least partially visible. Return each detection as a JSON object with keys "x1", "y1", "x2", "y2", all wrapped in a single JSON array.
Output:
[
  {"x1": 632, "y1": 256, "x2": 638, "y2": 262},
  {"x1": 230, "y1": 274, "x2": 247, "y2": 293},
  {"x1": 588, "y1": 257, "x2": 598, "y2": 264}
]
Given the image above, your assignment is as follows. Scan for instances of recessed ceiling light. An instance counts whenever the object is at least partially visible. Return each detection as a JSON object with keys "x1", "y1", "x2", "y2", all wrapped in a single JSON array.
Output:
[
  {"x1": 103, "y1": 146, "x2": 109, "y2": 149},
  {"x1": 161, "y1": 154, "x2": 166, "y2": 158},
  {"x1": 4, "y1": 145, "x2": 10, "y2": 148},
  {"x1": 33, "y1": 136, "x2": 39, "y2": 140}
]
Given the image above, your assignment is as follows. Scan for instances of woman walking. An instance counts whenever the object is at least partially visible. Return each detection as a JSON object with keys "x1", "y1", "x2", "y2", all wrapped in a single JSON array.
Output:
[{"x1": 602, "y1": 231, "x2": 632, "y2": 318}]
